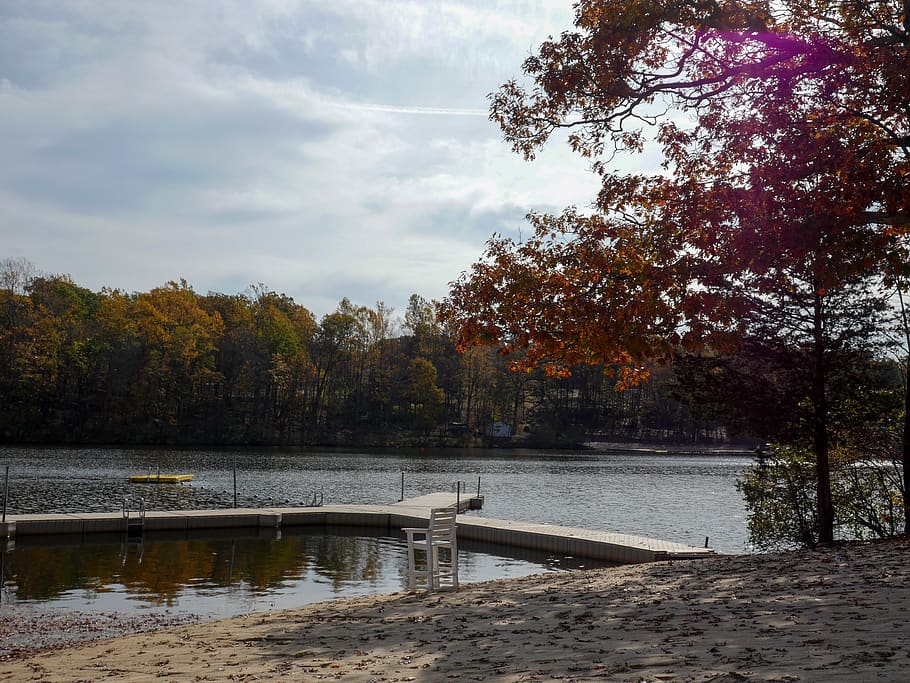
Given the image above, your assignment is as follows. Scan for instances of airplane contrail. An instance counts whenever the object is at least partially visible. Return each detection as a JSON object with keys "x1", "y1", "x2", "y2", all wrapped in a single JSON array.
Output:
[{"x1": 332, "y1": 101, "x2": 488, "y2": 116}]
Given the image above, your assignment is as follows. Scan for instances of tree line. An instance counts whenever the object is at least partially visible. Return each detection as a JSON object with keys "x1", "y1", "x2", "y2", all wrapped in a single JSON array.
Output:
[{"x1": 0, "y1": 257, "x2": 759, "y2": 448}]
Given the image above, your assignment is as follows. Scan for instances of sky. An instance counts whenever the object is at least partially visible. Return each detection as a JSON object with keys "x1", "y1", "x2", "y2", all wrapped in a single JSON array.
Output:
[{"x1": 1, "y1": 0, "x2": 630, "y2": 320}]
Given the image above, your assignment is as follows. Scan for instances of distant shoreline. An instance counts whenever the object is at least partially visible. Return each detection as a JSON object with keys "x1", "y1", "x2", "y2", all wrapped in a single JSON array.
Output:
[
  {"x1": 0, "y1": 440, "x2": 760, "y2": 455},
  {"x1": 585, "y1": 441, "x2": 758, "y2": 456}
]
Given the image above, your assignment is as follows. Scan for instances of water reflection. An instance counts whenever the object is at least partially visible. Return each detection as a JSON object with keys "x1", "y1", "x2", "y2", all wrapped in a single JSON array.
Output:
[{"x1": 0, "y1": 526, "x2": 610, "y2": 618}]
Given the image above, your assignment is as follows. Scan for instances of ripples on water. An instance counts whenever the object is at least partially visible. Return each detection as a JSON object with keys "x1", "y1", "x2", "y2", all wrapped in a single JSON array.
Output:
[{"x1": 0, "y1": 446, "x2": 753, "y2": 553}]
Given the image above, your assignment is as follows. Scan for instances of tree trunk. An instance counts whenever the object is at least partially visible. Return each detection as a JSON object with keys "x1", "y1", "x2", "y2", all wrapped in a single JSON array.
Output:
[
  {"x1": 903, "y1": 358, "x2": 910, "y2": 535},
  {"x1": 813, "y1": 288, "x2": 835, "y2": 544},
  {"x1": 813, "y1": 376, "x2": 834, "y2": 543},
  {"x1": 900, "y1": 290, "x2": 910, "y2": 535}
]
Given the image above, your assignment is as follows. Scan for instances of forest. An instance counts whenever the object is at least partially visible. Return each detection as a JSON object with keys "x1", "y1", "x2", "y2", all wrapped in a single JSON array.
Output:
[{"x1": 0, "y1": 257, "x2": 761, "y2": 448}]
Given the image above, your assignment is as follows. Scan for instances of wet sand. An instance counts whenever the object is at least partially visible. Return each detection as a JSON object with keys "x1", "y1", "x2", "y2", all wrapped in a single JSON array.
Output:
[{"x1": 2, "y1": 538, "x2": 909, "y2": 681}]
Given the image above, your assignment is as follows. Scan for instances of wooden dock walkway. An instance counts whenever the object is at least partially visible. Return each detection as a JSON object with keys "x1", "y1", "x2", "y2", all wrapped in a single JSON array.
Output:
[
  {"x1": 0, "y1": 501, "x2": 714, "y2": 564},
  {"x1": 392, "y1": 491, "x2": 484, "y2": 513}
]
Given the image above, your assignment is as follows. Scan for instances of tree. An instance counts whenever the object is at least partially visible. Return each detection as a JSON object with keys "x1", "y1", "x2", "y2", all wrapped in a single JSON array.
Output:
[
  {"x1": 27, "y1": 276, "x2": 105, "y2": 438},
  {"x1": 0, "y1": 257, "x2": 37, "y2": 296},
  {"x1": 490, "y1": 0, "x2": 908, "y2": 181},
  {"x1": 361, "y1": 302, "x2": 398, "y2": 439},
  {"x1": 892, "y1": 285, "x2": 910, "y2": 533},
  {"x1": 403, "y1": 294, "x2": 436, "y2": 350},
  {"x1": 441, "y1": 0, "x2": 910, "y2": 543},
  {"x1": 130, "y1": 281, "x2": 224, "y2": 441},
  {"x1": 201, "y1": 292, "x2": 260, "y2": 442},
  {"x1": 407, "y1": 357, "x2": 445, "y2": 441},
  {"x1": 306, "y1": 299, "x2": 364, "y2": 443},
  {"x1": 249, "y1": 287, "x2": 317, "y2": 444}
]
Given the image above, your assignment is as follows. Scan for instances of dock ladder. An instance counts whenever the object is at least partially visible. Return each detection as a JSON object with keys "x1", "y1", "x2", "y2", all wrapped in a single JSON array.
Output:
[{"x1": 122, "y1": 496, "x2": 146, "y2": 537}]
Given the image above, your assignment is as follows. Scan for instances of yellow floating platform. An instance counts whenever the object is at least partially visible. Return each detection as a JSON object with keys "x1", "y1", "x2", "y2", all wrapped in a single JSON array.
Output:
[{"x1": 129, "y1": 474, "x2": 194, "y2": 483}]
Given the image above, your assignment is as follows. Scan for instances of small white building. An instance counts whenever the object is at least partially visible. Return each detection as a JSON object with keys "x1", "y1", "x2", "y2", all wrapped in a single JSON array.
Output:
[{"x1": 485, "y1": 421, "x2": 512, "y2": 438}]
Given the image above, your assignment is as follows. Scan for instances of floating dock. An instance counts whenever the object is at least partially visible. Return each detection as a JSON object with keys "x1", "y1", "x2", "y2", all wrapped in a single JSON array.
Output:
[
  {"x1": 129, "y1": 474, "x2": 194, "y2": 483},
  {"x1": 393, "y1": 492, "x2": 484, "y2": 513},
  {"x1": 0, "y1": 503, "x2": 713, "y2": 564}
]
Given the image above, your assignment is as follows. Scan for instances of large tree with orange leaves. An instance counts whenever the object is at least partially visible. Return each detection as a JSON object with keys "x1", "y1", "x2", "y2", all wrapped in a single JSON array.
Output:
[{"x1": 441, "y1": 0, "x2": 910, "y2": 543}]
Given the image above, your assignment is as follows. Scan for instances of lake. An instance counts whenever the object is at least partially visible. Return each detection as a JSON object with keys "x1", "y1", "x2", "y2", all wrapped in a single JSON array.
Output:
[
  {"x1": 0, "y1": 445, "x2": 753, "y2": 640},
  {"x1": 0, "y1": 445, "x2": 753, "y2": 553},
  {"x1": 1, "y1": 525, "x2": 605, "y2": 614}
]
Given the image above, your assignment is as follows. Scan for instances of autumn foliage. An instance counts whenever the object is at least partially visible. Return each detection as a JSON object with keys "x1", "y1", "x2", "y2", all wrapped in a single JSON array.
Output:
[{"x1": 442, "y1": 0, "x2": 910, "y2": 542}]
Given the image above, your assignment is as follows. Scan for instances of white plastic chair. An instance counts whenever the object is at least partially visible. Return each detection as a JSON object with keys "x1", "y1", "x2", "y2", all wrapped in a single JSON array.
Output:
[{"x1": 404, "y1": 506, "x2": 459, "y2": 590}]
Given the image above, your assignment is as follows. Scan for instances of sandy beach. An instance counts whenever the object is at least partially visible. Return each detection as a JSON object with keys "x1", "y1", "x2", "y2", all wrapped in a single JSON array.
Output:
[{"x1": 2, "y1": 538, "x2": 909, "y2": 682}]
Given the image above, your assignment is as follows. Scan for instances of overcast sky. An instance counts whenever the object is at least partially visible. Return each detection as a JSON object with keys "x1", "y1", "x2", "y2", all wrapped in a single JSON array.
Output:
[{"x1": 1, "y1": 0, "x2": 631, "y2": 320}]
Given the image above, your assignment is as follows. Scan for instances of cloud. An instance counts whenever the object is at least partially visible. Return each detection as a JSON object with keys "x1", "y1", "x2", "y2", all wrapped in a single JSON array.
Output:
[{"x1": 0, "y1": 1, "x2": 608, "y2": 319}]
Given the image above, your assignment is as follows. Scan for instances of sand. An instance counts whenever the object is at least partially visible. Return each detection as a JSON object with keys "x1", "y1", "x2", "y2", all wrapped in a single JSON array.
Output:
[{"x1": 2, "y1": 538, "x2": 909, "y2": 682}]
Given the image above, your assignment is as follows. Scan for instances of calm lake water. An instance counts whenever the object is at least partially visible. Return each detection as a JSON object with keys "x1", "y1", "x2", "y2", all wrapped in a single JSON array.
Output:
[
  {"x1": 0, "y1": 445, "x2": 753, "y2": 553},
  {"x1": 2, "y1": 526, "x2": 604, "y2": 614},
  {"x1": 0, "y1": 445, "x2": 754, "y2": 628}
]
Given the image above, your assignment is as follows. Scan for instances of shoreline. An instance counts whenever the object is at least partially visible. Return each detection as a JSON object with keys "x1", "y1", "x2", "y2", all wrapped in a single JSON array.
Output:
[
  {"x1": 584, "y1": 441, "x2": 757, "y2": 456},
  {"x1": 0, "y1": 440, "x2": 758, "y2": 454},
  {"x1": 2, "y1": 538, "x2": 908, "y2": 681}
]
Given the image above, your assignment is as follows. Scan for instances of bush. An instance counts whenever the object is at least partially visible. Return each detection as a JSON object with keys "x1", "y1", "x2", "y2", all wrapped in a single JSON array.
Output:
[{"x1": 738, "y1": 444, "x2": 905, "y2": 550}]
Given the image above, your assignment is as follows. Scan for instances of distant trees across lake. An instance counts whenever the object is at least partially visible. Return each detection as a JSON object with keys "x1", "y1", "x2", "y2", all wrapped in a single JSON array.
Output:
[{"x1": 0, "y1": 261, "x2": 795, "y2": 448}]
